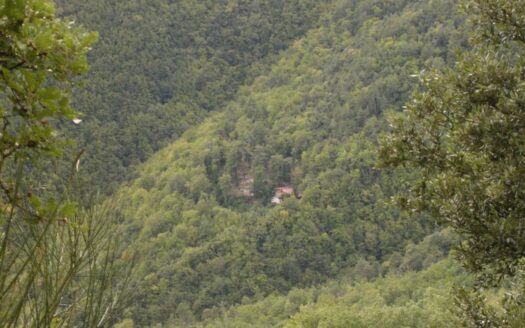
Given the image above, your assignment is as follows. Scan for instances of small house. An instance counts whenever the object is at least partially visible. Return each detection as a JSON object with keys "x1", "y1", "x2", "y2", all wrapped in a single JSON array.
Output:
[
  {"x1": 271, "y1": 185, "x2": 296, "y2": 205},
  {"x1": 271, "y1": 197, "x2": 283, "y2": 205},
  {"x1": 274, "y1": 185, "x2": 294, "y2": 197}
]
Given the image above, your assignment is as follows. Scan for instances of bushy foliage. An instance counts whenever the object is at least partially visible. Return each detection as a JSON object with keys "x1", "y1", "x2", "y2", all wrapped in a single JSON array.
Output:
[
  {"x1": 0, "y1": 1, "x2": 126, "y2": 326},
  {"x1": 380, "y1": 0, "x2": 525, "y2": 325},
  {"x1": 380, "y1": 0, "x2": 525, "y2": 282},
  {"x1": 171, "y1": 230, "x2": 461, "y2": 328},
  {"x1": 283, "y1": 259, "x2": 463, "y2": 328}
]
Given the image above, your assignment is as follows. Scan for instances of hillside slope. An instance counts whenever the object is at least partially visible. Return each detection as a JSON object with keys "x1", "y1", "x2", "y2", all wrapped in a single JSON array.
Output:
[
  {"x1": 55, "y1": 0, "x2": 327, "y2": 192},
  {"x1": 189, "y1": 230, "x2": 463, "y2": 328},
  {"x1": 111, "y1": 0, "x2": 467, "y2": 326}
]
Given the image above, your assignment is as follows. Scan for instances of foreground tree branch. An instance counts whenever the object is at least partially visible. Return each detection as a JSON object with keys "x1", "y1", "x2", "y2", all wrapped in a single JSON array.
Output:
[{"x1": 0, "y1": 1, "x2": 130, "y2": 327}]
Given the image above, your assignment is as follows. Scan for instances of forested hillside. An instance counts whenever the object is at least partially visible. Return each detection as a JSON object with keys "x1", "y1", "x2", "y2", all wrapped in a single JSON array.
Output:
[
  {"x1": 55, "y1": 0, "x2": 327, "y2": 192},
  {"x1": 4, "y1": 0, "x2": 525, "y2": 327},
  {"x1": 107, "y1": 0, "x2": 469, "y2": 326},
  {"x1": 192, "y1": 239, "x2": 464, "y2": 328}
]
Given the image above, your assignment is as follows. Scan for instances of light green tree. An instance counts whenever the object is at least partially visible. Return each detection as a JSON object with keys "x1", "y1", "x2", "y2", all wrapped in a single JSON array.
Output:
[{"x1": 0, "y1": 1, "x2": 128, "y2": 327}]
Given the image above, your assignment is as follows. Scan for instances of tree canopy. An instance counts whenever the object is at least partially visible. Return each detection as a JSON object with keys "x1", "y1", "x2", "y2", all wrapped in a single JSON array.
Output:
[
  {"x1": 379, "y1": 0, "x2": 525, "y2": 282},
  {"x1": 54, "y1": 0, "x2": 328, "y2": 194},
  {"x1": 380, "y1": 0, "x2": 525, "y2": 326},
  {"x1": 0, "y1": 1, "x2": 125, "y2": 327},
  {"x1": 5, "y1": 0, "x2": 524, "y2": 326},
  {"x1": 106, "y1": 0, "x2": 468, "y2": 325}
]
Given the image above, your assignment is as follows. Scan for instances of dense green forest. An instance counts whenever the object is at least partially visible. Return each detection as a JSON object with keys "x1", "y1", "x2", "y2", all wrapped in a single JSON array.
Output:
[
  {"x1": 2, "y1": 0, "x2": 525, "y2": 327},
  {"x1": 110, "y1": 0, "x2": 468, "y2": 325},
  {"x1": 55, "y1": 0, "x2": 327, "y2": 193}
]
